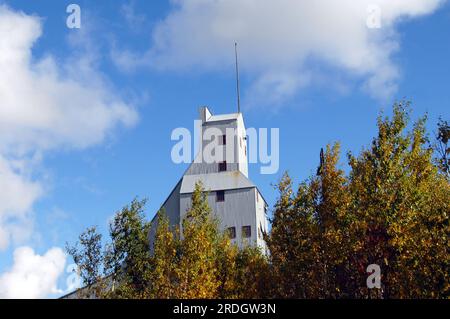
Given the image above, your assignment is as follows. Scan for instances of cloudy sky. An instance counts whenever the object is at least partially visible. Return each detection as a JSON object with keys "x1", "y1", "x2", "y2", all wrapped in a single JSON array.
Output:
[{"x1": 0, "y1": 0, "x2": 449, "y2": 298}]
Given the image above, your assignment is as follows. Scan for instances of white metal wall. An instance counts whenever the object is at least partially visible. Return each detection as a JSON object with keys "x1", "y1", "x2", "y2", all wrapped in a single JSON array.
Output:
[{"x1": 180, "y1": 187, "x2": 264, "y2": 249}]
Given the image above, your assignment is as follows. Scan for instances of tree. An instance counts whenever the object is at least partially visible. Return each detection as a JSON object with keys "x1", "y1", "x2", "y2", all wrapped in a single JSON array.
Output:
[
  {"x1": 435, "y1": 118, "x2": 450, "y2": 178},
  {"x1": 150, "y1": 209, "x2": 179, "y2": 298},
  {"x1": 66, "y1": 226, "x2": 105, "y2": 298},
  {"x1": 233, "y1": 245, "x2": 272, "y2": 298},
  {"x1": 266, "y1": 145, "x2": 355, "y2": 298},
  {"x1": 265, "y1": 172, "x2": 321, "y2": 298},
  {"x1": 313, "y1": 143, "x2": 355, "y2": 298},
  {"x1": 267, "y1": 101, "x2": 449, "y2": 299},
  {"x1": 67, "y1": 184, "x2": 270, "y2": 299},
  {"x1": 174, "y1": 182, "x2": 221, "y2": 298},
  {"x1": 215, "y1": 240, "x2": 271, "y2": 299},
  {"x1": 348, "y1": 102, "x2": 449, "y2": 298},
  {"x1": 104, "y1": 198, "x2": 153, "y2": 298},
  {"x1": 68, "y1": 101, "x2": 448, "y2": 299}
]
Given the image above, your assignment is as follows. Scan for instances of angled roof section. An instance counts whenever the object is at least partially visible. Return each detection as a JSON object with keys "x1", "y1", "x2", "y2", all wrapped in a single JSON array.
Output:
[
  {"x1": 180, "y1": 171, "x2": 255, "y2": 194},
  {"x1": 206, "y1": 113, "x2": 240, "y2": 123}
]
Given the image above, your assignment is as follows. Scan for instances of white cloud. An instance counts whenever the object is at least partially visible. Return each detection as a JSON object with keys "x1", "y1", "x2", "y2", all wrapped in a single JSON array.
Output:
[
  {"x1": 121, "y1": 1, "x2": 147, "y2": 32},
  {"x1": 0, "y1": 6, "x2": 137, "y2": 153},
  {"x1": 0, "y1": 246, "x2": 66, "y2": 299},
  {"x1": 0, "y1": 156, "x2": 42, "y2": 250},
  {"x1": 0, "y1": 5, "x2": 138, "y2": 252},
  {"x1": 113, "y1": 0, "x2": 446, "y2": 105}
]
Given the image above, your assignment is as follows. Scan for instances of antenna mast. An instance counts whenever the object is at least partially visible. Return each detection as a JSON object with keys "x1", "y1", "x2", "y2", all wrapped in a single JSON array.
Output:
[{"x1": 235, "y1": 42, "x2": 241, "y2": 113}]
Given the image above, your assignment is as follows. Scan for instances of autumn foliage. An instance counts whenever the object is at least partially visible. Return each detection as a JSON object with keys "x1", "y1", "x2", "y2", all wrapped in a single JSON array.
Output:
[
  {"x1": 67, "y1": 102, "x2": 449, "y2": 299},
  {"x1": 267, "y1": 102, "x2": 449, "y2": 298}
]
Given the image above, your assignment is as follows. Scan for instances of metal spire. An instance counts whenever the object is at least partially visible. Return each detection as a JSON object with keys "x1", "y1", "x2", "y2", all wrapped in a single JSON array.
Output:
[{"x1": 235, "y1": 42, "x2": 241, "y2": 113}]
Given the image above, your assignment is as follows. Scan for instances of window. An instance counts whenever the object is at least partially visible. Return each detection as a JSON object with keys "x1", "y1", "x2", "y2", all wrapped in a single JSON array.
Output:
[
  {"x1": 219, "y1": 134, "x2": 226, "y2": 145},
  {"x1": 218, "y1": 161, "x2": 227, "y2": 172},
  {"x1": 242, "y1": 225, "x2": 251, "y2": 238},
  {"x1": 216, "y1": 190, "x2": 225, "y2": 202},
  {"x1": 227, "y1": 227, "x2": 236, "y2": 239},
  {"x1": 257, "y1": 192, "x2": 259, "y2": 202}
]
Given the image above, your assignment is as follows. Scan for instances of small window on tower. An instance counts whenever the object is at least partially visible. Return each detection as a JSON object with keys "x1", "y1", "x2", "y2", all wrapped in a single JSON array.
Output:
[
  {"x1": 216, "y1": 190, "x2": 225, "y2": 202},
  {"x1": 219, "y1": 134, "x2": 226, "y2": 145},
  {"x1": 227, "y1": 227, "x2": 236, "y2": 239},
  {"x1": 242, "y1": 225, "x2": 251, "y2": 238},
  {"x1": 218, "y1": 161, "x2": 227, "y2": 172}
]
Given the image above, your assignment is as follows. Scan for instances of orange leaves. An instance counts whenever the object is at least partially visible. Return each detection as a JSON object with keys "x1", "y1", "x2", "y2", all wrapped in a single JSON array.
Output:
[{"x1": 267, "y1": 102, "x2": 449, "y2": 298}]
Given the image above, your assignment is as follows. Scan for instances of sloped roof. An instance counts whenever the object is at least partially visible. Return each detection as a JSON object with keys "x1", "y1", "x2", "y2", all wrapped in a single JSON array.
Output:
[
  {"x1": 206, "y1": 113, "x2": 240, "y2": 123},
  {"x1": 180, "y1": 171, "x2": 255, "y2": 194}
]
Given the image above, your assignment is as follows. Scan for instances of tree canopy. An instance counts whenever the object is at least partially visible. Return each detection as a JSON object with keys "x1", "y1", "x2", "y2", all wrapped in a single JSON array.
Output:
[{"x1": 67, "y1": 101, "x2": 448, "y2": 299}]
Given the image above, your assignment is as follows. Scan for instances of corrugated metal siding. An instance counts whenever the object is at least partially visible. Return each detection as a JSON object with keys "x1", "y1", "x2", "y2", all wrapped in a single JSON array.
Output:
[
  {"x1": 180, "y1": 171, "x2": 254, "y2": 193},
  {"x1": 185, "y1": 121, "x2": 240, "y2": 175},
  {"x1": 255, "y1": 188, "x2": 269, "y2": 252},
  {"x1": 186, "y1": 162, "x2": 240, "y2": 175},
  {"x1": 148, "y1": 180, "x2": 181, "y2": 251},
  {"x1": 180, "y1": 187, "x2": 258, "y2": 249}
]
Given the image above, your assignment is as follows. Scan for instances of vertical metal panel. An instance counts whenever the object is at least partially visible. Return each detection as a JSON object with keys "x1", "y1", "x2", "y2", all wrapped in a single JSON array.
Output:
[{"x1": 180, "y1": 187, "x2": 262, "y2": 249}]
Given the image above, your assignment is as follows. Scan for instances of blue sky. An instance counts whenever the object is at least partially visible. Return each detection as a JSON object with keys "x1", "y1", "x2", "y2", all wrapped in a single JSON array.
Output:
[{"x1": 0, "y1": 0, "x2": 449, "y2": 298}]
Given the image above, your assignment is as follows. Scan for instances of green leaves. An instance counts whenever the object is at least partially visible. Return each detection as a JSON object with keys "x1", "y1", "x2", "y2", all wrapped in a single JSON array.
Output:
[
  {"x1": 435, "y1": 118, "x2": 450, "y2": 178},
  {"x1": 67, "y1": 101, "x2": 448, "y2": 299},
  {"x1": 153, "y1": 182, "x2": 270, "y2": 299},
  {"x1": 267, "y1": 101, "x2": 449, "y2": 299},
  {"x1": 66, "y1": 226, "x2": 102, "y2": 287},
  {"x1": 104, "y1": 198, "x2": 153, "y2": 298}
]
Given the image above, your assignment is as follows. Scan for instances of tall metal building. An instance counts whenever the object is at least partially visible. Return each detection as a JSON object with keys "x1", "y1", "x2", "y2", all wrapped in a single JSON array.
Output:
[{"x1": 149, "y1": 107, "x2": 268, "y2": 252}]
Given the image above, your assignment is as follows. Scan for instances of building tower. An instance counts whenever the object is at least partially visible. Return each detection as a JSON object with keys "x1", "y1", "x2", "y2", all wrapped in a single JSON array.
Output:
[{"x1": 149, "y1": 107, "x2": 268, "y2": 252}]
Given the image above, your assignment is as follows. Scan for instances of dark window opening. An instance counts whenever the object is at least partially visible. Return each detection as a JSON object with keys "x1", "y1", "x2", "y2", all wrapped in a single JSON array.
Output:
[
  {"x1": 227, "y1": 227, "x2": 236, "y2": 239},
  {"x1": 216, "y1": 190, "x2": 225, "y2": 202},
  {"x1": 219, "y1": 134, "x2": 226, "y2": 145},
  {"x1": 218, "y1": 161, "x2": 227, "y2": 172},
  {"x1": 242, "y1": 225, "x2": 251, "y2": 238}
]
